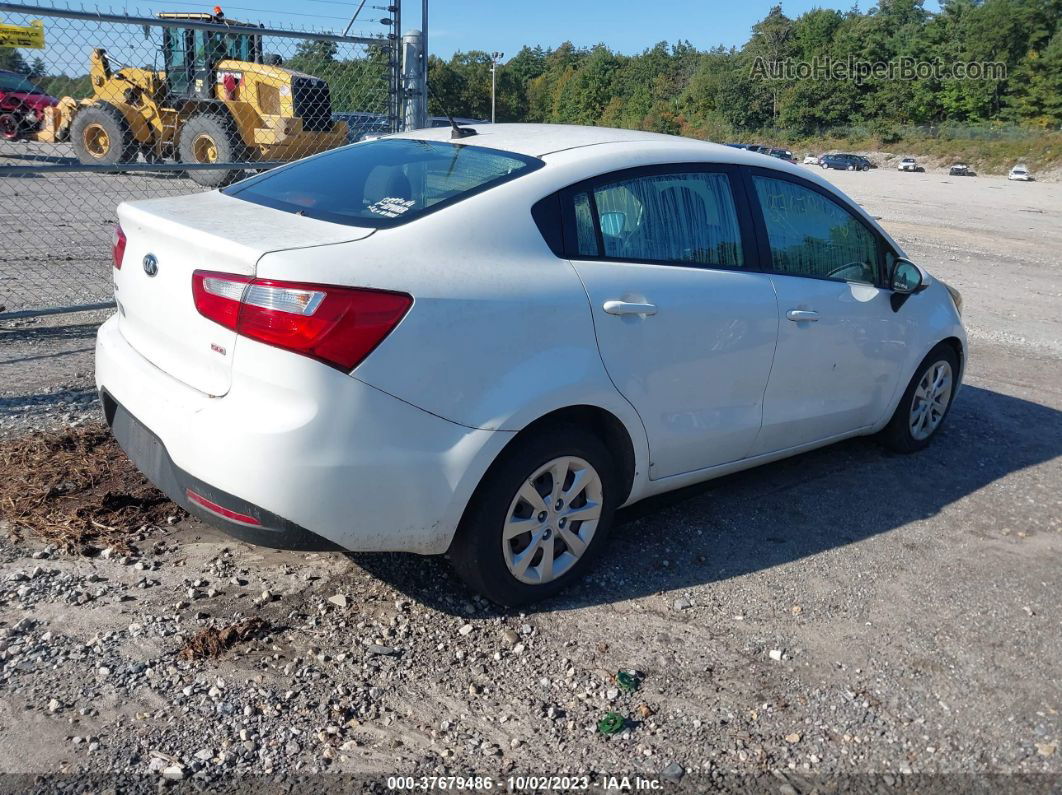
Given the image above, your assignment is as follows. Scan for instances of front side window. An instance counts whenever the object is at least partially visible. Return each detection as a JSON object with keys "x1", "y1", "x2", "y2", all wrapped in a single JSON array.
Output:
[
  {"x1": 752, "y1": 176, "x2": 878, "y2": 284},
  {"x1": 574, "y1": 171, "x2": 744, "y2": 268},
  {"x1": 224, "y1": 138, "x2": 543, "y2": 227}
]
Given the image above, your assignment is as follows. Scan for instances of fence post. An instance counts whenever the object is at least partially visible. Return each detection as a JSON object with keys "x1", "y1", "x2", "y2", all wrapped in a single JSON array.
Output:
[{"x1": 401, "y1": 29, "x2": 426, "y2": 130}]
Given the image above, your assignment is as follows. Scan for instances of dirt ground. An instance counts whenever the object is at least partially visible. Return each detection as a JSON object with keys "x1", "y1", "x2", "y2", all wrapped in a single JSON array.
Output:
[{"x1": 0, "y1": 165, "x2": 1059, "y2": 791}]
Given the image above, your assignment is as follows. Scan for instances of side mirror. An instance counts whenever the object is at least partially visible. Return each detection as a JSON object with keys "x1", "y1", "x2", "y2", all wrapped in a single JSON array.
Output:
[
  {"x1": 891, "y1": 258, "x2": 925, "y2": 294},
  {"x1": 264, "y1": 53, "x2": 284, "y2": 66}
]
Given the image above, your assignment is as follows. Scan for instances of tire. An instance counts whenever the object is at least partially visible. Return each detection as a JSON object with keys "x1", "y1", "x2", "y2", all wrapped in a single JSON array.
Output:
[
  {"x1": 178, "y1": 113, "x2": 246, "y2": 188},
  {"x1": 879, "y1": 343, "x2": 960, "y2": 453},
  {"x1": 847, "y1": 164, "x2": 855, "y2": 171},
  {"x1": 862, "y1": 165, "x2": 870, "y2": 171},
  {"x1": 449, "y1": 424, "x2": 621, "y2": 606},
  {"x1": 70, "y1": 103, "x2": 138, "y2": 165}
]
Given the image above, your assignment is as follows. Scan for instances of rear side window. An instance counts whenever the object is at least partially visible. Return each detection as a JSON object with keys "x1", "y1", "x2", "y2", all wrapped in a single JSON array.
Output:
[
  {"x1": 752, "y1": 175, "x2": 878, "y2": 285},
  {"x1": 224, "y1": 138, "x2": 543, "y2": 227},
  {"x1": 572, "y1": 171, "x2": 744, "y2": 268}
]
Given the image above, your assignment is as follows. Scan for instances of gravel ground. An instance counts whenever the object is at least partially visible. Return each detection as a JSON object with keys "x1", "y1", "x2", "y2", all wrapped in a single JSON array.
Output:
[{"x1": 0, "y1": 166, "x2": 1059, "y2": 791}]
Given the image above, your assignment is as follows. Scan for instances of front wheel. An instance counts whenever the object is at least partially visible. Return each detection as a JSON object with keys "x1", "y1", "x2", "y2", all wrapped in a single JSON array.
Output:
[
  {"x1": 179, "y1": 113, "x2": 246, "y2": 188},
  {"x1": 449, "y1": 425, "x2": 620, "y2": 606},
  {"x1": 879, "y1": 344, "x2": 959, "y2": 453}
]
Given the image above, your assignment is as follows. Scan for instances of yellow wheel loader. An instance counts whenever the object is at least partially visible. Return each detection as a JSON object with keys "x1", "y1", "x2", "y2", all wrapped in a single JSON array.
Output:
[{"x1": 31, "y1": 10, "x2": 349, "y2": 187}]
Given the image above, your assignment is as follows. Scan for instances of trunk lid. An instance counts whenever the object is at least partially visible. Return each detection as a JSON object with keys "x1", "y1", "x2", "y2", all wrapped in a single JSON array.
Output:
[{"x1": 114, "y1": 191, "x2": 374, "y2": 396}]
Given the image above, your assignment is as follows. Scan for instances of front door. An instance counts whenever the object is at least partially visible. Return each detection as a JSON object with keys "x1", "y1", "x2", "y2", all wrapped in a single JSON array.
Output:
[
  {"x1": 565, "y1": 166, "x2": 779, "y2": 480},
  {"x1": 746, "y1": 172, "x2": 908, "y2": 454}
]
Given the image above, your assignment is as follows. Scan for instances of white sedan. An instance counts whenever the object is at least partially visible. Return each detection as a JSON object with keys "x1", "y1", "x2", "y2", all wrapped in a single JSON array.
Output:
[{"x1": 96, "y1": 124, "x2": 966, "y2": 605}]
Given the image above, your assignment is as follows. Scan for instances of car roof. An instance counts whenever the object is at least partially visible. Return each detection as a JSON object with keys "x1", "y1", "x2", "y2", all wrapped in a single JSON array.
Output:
[{"x1": 391, "y1": 123, "x2": 697, "y2": 158}]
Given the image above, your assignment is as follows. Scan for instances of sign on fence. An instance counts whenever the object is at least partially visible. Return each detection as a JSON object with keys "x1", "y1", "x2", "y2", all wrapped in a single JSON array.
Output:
[{"x1": 0, "y1": 18, "x2": 44, "y2": 47}]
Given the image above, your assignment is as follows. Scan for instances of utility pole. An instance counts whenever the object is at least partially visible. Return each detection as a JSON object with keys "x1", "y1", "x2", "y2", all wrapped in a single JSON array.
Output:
[
  {"x1": 422, "y1": 0, "x2": 429, "y2": 123},
  {"x1": 490, "y1": 51, "x2": 504, "y2": 123}
]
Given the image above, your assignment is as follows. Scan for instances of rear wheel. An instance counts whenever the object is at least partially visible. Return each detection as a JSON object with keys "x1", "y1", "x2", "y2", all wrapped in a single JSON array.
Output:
[
  {"x1": 178, "y1": 113, "x2": 246, "y2": 188},
  {"x1": 0, "y1": 113, "x2": 19, "y2": 140},
  {"x1": 880, "y1": 344, "x2": 959, "y2": 453},
  {"x1": 449, "y1": 425, "x2": 620, "y2": 606},
  {"x1": 70, "y1": 103, "x2": 138, "y2": 165}
]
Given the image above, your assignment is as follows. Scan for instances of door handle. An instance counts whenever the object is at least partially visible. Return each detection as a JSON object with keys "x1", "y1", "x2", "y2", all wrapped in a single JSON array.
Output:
[
  {"x1": 786, "y1": 309, "x2": 820, "y2": 322},
  {"x1": 603, "y1": 300, "x2": 657, "y2": 317}
]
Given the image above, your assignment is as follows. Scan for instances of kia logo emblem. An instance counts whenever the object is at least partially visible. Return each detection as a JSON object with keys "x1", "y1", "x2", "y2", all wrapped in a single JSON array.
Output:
[{"x1": 143, "y1": 253, "x2": 159, "y2": 277}]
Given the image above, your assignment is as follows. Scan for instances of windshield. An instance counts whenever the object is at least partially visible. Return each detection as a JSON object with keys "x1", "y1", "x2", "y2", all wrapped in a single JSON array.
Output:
[
  {"x1": 0, "y1": 72, "x2": 42, "y2": 94},
  {"x1": 224, "y1": 138, "x2": 543, "y2": 228}
]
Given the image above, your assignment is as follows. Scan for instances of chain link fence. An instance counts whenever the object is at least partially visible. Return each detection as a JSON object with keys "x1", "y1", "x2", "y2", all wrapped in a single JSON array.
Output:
[{"x1": 1, "y1": 2, "x2": 401, "y2": 317}]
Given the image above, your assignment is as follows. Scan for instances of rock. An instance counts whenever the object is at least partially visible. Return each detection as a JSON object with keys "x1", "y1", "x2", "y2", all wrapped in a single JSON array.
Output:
[
  {"x1": 194, "y1": 749, "x2": 213, "y2": 761},
  {"x1": 661, "y1": 762, "x2": 685, "y2": 782},
  {"x1": 501, "y1": 628, "x2": 520, "y2": 646},
  {"x1": 327, "y1": 594, "x2": 349, "y2": 608},
  {"x1": 161, "y1": 765, "x2": 185, "y2": 781},
  {"x1": 47, "y1": 698, "x2": 61, "y2": 713},
  {"x1": 458, "y1": 624, "x2": 474, "y2": 636},
  {"x1": 366, "y1": 644, "x2": 397, "y2": 656},
  {"x1": 673, "y1": 596, "x2": 692, "y2": 610},
  {"x1": 769, "y1": 649, "x2": 784, "y2": 661},
  {"x1": 785, "y1": 732, "x2": 802, "y2": 744},
  {"x1": 1035, "y1": 742, "x2": 1056, "y2": 757}
]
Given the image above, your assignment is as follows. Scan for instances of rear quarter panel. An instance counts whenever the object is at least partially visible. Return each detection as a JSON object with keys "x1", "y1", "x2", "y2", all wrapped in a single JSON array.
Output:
[{"x1": 252, "y1": 164, "x2": 653, "y2": 496}]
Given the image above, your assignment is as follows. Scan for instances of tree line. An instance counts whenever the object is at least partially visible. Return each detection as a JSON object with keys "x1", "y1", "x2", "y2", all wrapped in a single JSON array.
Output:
[{"x1": 428, "y1": 0, "x2": 1061, "y2": 139}]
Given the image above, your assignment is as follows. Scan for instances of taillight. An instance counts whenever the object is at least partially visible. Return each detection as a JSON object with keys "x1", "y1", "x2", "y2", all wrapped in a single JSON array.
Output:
[
  {"x1": 191, "y1": 270, "x2": 412, "y2": 371},
  {"x1": 112, "y1": 225, "x2": 127, "y2": 270}
]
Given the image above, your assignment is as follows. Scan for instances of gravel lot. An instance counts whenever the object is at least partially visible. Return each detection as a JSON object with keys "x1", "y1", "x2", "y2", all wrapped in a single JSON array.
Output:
[{"x1": 0, "y1": 165, "x2": 1059, "y2": 790}]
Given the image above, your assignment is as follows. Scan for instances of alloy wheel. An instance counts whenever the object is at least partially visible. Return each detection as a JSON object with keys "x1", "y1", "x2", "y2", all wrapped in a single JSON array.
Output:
[
  {"x1": 909, "y1": 360, "x2": 953, "y2": 441},
  {"x1": 502, "y1": 456, "x2": 603, "y2": 585}
]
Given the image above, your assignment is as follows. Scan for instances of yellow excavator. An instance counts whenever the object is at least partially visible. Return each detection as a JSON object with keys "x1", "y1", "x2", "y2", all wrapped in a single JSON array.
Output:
[{"x1": 30, "y1": 9, "x2": 348, "y2": 186}]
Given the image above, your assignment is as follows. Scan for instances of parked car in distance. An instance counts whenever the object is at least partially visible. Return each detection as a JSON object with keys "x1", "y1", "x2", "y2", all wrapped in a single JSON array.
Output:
[
  {"x1": 769, "y1": 147, "x2": 797, "y2": 163},
  {"x1": 949, "y1": 163, "x2": 974, "y2": 177},
  {"x1": 803, "y1": 153, "x2": 820, "y2": 165},
  {"x1": 1008, "y1": 164, "x2": 1033, "y2": 181},
  {"x1": 821, "y1": 153, "x2": 871, "y2": 171},
  {"x1": 332, "y1": 112, "x2": 391, "y2": 144},
  {"x1": 0, "y1": 69, "x2": 58, "y2": 141},
  {"x1": 898, "y1": 157, "x2": 922, "y2": 172},
  {"x1": 96, "y1": 124, "x2": 966, "y2": 605}
]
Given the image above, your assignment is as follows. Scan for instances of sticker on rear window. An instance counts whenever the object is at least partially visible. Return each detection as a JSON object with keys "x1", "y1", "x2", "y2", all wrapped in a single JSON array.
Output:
[{"x1": 367, "y1": 197, "x2": 416, "y2": 218}]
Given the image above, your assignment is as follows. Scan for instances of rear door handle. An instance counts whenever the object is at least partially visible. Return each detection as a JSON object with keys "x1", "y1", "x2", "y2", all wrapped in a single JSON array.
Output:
[
  {"x1": 786, "y1": 309, "x2": 820, "y2": 322},
  {"x1": 603, "y1": 300, "x2": 657, "y2": 317}
]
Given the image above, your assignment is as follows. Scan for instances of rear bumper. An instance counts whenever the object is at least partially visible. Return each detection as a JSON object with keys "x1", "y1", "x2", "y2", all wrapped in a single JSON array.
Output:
[
  {"x1": 95, "y1": 315, "x2": 512, "y2": 554},
  {"x1": 103, "y1": 392, "x2": 338, "y2": 550}
]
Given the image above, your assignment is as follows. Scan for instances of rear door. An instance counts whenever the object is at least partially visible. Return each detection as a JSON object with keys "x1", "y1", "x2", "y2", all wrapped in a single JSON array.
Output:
[
  {"x1": 745, "y1": 170, "x2": 907, "y2": 453},
  {"x1": 114, "y1": 190, "x2": 372, "y2": 397},
  {"x1": 564, "y1": 164, "x2": 779, "y2": 480}
]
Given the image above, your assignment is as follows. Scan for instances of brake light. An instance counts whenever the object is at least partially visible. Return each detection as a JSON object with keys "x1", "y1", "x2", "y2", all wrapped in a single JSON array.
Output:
[
  {"x1": 112, "y1": 225, "x2": 127, "y2": 270},
  {"x1": 191, "y1": 270, "x2": 412, "y2": 371}
]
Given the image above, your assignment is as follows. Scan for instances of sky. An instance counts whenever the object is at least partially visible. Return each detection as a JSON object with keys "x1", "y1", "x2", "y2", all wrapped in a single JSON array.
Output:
[{"x1": 53, "y1": 0, "x2": 945, "y2": 59}]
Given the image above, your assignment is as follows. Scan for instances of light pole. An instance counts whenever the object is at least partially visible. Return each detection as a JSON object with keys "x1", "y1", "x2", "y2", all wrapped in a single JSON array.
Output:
[{"x1": 490, "y1": 51, "x2": 504, "y2": 123}]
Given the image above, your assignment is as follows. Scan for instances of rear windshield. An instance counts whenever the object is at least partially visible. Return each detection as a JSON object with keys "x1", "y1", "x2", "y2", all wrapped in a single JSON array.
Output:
[{"x1": 223, "y1": 138, "x2": 543, "y2": 228}]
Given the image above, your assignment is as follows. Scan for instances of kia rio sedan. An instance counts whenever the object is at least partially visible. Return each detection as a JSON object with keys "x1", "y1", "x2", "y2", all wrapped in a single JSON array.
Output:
[{"x1": 96, "y1": 124, "x2": 966, "y2": 606}]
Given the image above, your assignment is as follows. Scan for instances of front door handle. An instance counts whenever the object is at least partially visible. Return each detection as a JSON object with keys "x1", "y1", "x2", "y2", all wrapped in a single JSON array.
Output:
[
  {"x1": 604, "y1": 300, "x2": 657, "y2": 317},
  {"x1": 786, "y1": 309, "x2": 820, "y2": 322}
]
